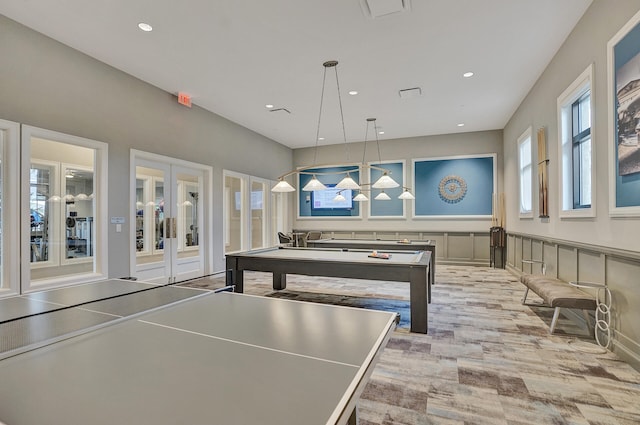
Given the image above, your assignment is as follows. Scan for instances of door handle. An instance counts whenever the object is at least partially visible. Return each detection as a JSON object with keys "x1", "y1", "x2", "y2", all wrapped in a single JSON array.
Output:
[{"x1": 164, "y1": 217, "x2": 177, "y2": 238}]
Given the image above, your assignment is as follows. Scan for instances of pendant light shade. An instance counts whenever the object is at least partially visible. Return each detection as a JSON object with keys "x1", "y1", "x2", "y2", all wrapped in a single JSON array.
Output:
[
  {"x1": 269, "y1": 63, "x2": 416, "y2": 205},
  {"x1": 398, "y1": 190, "x2": 415, "y2": 200},
  {"x1": 372, "y1": 172, "x2": 399, "y2": 189},
  {"x1": 353, "y1": 192, "x2": 369, "y2": 202},
  {"x1": 336, "y1": 172, "x2": 361, "y2": 190},
  {"x1": 271, "y1": 179, "x2": 296, "y2": 192},
  {"x1": 374, "y1": 191, "x2": 391, "y2": 200},
  {"x1": 302, "y1": 175, "x2": 327, "y2": 191}
]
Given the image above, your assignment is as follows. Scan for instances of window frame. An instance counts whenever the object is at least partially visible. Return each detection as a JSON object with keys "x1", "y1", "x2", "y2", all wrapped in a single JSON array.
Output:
[
  {"x1": 517, "y1": 127, "x2": 534, "y2": 218},
  {"x1": 223, "y1": 170, "x2": 273, "y2": 255},
  {"x1": 557, "y1": 64, "x2": 596, "y2": 218},
  {"x1": 0, "y1": 119, "x2": 21, "y2": 298},
  {"x1": 21, "y1": 125, "x2": 108, "y2": 292}
]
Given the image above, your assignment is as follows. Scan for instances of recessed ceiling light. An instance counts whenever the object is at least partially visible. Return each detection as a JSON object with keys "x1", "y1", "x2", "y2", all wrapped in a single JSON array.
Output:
[
  {"x1": 138, "y1": 22, "x2": 153, "y2": 32},
  {"x1": 348, "y1": 90, "x2": 358, "y2": 96},
  {"x1": 463, "y1": 72, "x2": 474, "y2": 78},
  {"x1": 457, "y1": 123, "x2": 465, "y2": 127},
  {"x1": 378, "y1": 131, "x2": 385, "y2": 135},
  {"x1": 265, "y1": 104, "x2": 274, "y2": 109},
  {"x1": 318, "y1": 137, "x2": 325, "y2": 141}
]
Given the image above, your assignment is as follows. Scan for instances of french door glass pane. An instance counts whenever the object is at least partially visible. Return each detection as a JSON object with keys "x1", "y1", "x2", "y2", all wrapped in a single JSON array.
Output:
[
  {"x1": 135, "y1": 166, "x2": 165, "y2": 266},
  {"x1": 29, "y1": 164, "x2": 52, "y2": 263},
  {"x1": 154, "y1": 179, "x2": 165, "y2": 251},
  {"x1": 177, "y1": 173, "x2": 200, "y2": 258},
  {"x1": 64, "y1": 166, "x2": 94, "y2": 259},
  {"x1": 224, "y1": 175, "x2": 243, "y2": 253},
  {"x1": 251, "y1": 181, "x2": 265, "y2": 249},
  {"x1": 135, "y1": 178, "x2": 146, "y2": 253}
]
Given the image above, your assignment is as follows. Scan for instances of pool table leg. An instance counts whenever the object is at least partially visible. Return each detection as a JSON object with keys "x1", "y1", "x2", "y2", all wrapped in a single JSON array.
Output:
[
  {"x1": 427, "y1": 264, "x2": 431, "y2": 304},
  {"x1": 409, "y1": 268, "x2": 428, "y2": 334},
  {"x1": 227, "y1": 269, "x2": 244, "y2": 293},
  {"x1": 273, "y1": 272, "x2": 287, "y2": 290}
]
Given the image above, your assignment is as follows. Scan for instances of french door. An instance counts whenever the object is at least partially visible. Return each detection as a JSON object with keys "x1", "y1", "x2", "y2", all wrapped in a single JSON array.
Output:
[{"x1": 131, "y1": 152, "x2": 211, "y2": 284}]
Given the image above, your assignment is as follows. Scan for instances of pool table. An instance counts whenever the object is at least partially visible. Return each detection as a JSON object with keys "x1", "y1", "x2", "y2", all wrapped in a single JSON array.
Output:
[
  {"x1": 225, "y1": 247, "x2": 431, "y2": 333},
  {"x1": 306, "y1": 238, "x2": 436, "y2": 286}
]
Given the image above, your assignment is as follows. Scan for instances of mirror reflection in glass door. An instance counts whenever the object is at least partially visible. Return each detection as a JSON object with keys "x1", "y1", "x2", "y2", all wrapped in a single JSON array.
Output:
[{"x1": 135, "y1": 167, "x2": 165, "y2": 265}]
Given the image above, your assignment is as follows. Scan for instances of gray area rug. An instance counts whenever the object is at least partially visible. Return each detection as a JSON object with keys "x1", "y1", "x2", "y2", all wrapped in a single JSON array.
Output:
[{"x1": 266, "y1": 290, "x2": 411, "y2": 329}]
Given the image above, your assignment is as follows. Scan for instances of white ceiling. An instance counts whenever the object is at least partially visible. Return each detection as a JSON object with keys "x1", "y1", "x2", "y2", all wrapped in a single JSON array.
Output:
[{"x1": 0, "y1": 0, "x2": 593, "y2": 149}]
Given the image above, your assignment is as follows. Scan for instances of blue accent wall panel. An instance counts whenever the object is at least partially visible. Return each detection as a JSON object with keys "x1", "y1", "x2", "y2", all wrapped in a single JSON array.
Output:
[
  {"x1": 414, "y1": 156, "x2": 494, "y2": 216},
  {"x1": 298, "y1": 166, "x2": 360, "y2": 217},
  {"x1": 614, "y1": 21, "x2": 640, "y2": 207},
  {"x1": 370, "y1": 162, "x2": 403, "y2": 217}
]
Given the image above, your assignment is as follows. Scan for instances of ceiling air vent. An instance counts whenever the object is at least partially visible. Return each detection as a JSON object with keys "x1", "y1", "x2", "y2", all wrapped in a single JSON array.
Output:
[
  {"x1": 360, "y1": 0, "x2": 411, "y2": 19},
  {"x1": 399, "y1": 87, "x2": 422, "y2": 99}
]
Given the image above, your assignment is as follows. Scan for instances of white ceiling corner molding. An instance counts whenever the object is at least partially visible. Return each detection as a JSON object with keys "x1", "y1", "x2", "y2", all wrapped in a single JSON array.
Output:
[{"x1": 359, "y1": 0, "x2": 411, "y2": 19}]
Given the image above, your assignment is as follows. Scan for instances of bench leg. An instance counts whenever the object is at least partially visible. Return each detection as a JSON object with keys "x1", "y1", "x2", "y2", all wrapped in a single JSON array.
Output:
[
  {"x1": 549, "y1": 307, "x2": 561, "y2": 334},
  {"x1": 522, "y1": 287, "x2": 529, "y2": 304}
]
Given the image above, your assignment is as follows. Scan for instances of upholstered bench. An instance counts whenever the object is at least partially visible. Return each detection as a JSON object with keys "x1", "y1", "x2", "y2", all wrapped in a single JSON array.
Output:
[{"x1": 520, "y1": 274, "x2": 597, "y2": 334}]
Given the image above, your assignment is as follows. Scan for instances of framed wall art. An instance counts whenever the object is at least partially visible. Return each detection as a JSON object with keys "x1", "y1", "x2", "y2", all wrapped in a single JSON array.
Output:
[
  {"x1": 412, "y1": 154, "x2": 496, "y2": 218},
  {"x1": 608, "y1": 9, "x2": 640, "y2": 216}
]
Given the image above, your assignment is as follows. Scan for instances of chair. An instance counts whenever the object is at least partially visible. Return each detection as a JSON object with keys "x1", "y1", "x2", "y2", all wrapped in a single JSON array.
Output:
[
  {"x1": 306, "y1": 231, "x2": 323, "y2": 241},
  {"x1": 278, "y1": 232, "x2": 292, "y2": 245}
]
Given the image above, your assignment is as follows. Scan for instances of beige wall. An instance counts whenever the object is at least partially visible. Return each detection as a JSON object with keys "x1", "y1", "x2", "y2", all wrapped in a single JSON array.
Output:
[
  {"x1": 503, "y1": 0, "x2": 640, "y2": 253},
  {"x1": 503, "y1": 0, "x2": 640, "y2": 369},
  {"x1": 0, "y1": 15, "x2": 293, "y2": 274}
]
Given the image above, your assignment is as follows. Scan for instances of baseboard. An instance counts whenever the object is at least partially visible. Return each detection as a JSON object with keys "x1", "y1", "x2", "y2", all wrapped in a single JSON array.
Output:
[
  {"x1": 562, "y1": 309, "x2": 640, "y2": 372},
  {"x1": 612, "y1": 331, "x2": 640, "y2": 372},
  {"x1": 439, "y1": 259, "x2": 490, "y2": 267}
]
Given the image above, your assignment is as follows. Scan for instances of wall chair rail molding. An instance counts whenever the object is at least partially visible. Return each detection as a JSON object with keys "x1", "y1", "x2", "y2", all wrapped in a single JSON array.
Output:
[{"x1": 506, "y1": 231, "x2": 640, "y2": 370}]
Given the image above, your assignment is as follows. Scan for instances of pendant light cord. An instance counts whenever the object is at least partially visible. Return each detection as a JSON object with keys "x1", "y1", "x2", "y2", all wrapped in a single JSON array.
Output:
[
  {"x1": 312, "y1": 65, "x2": 329, "y2": 166},
  {"x1": 333, "y1": 65, "x2": 349, "y2": 162},
  {"x1": 374, "y1": 120, "x2": 383, "y2": 167}
]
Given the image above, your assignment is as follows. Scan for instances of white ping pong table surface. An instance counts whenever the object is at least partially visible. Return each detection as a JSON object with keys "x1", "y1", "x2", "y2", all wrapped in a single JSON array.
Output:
[{"x1": 0, "y1": 279, "x2": 396, "y2": 425}]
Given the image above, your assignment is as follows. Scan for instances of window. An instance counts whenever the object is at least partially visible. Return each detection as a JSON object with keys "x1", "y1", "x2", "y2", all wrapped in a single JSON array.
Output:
[
  {"x1": 572, "y1": 93, "x2": 591, "y2": 208},
  {"x1": 517, "y1": 128, "x2": 533, "y2": 217},
  {"x1": 223, "y1": 171, "x2": 275, "y2": 253},
  {"x1": 22, "y1": 126, "x2": 108, "y2": 292},
  {"x1": 558, "y1": 65, "x2": 595, "y2": 217}
]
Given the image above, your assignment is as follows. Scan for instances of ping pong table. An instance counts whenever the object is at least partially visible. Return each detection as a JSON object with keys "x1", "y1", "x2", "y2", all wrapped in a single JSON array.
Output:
[
  {"x1": 226, "y1": 246, "x2": 430, "y2": 333},
  {"x1": 306, "y1": 238, "x2": 436, "y2": 286},
  {"x1": 0, "y1": 279, "x2": 396, "y2": 425}
]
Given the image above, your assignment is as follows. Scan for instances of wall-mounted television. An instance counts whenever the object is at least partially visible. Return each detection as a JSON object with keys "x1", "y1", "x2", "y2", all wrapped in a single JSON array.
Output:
[{"x1": 311, "y1": 185, "x2": 353, "y2": 210}]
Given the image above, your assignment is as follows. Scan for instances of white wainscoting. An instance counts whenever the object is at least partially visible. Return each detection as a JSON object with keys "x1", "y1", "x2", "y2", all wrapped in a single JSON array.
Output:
[
  {"x1": 293, "y1": 230, "x2": 491, "y2": 266},
  {"x1": 507, "y1": 231, "x2": 640, "y2": 372}
]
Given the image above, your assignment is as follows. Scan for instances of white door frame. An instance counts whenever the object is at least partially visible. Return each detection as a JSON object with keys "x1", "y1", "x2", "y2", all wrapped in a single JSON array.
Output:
[
  {"x1": 0, "y1": 119, "x2": 21, "y2": 297},
  {"x1": 130, "y1": 150, "x2": 213, "y2": 283}
]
